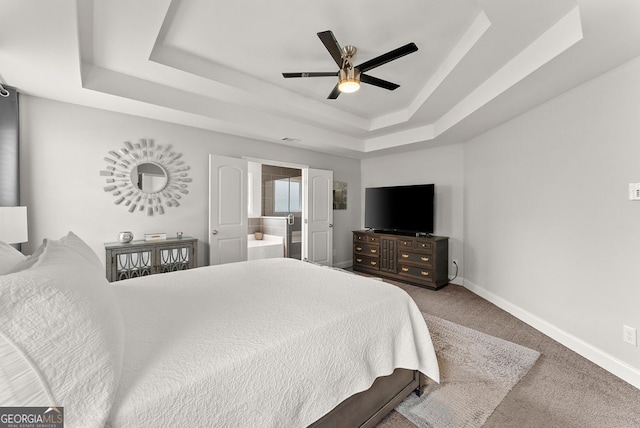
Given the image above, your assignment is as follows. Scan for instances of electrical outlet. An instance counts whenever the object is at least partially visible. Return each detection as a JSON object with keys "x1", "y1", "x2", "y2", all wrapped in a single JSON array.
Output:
[{"x1": 623, "y1": 325, "x2": 637, "y2": 346}]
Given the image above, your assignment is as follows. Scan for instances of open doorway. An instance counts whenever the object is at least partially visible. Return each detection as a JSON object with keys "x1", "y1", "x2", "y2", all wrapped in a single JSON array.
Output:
[
  {"x1": 209, "y1": 154, "x2": 333, "y2": 266},
  {"x1": 260, "y1": 164, "x2": 303, "y2": 260}
]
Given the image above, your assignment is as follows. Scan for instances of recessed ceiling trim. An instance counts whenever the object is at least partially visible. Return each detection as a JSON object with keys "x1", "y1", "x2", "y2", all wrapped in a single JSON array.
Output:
[
  {"x1": 83, "y1": 64, "x2": 367, "y2": 155},
  {"x1": 6, "y1": 0, "x2": 623, "y2": 159},
  {"x1": 407, "y1": 10, "x2": 491, "y2": 121},
  {"x1": 364, "y1": 124, "x2": 435, "y2": 152},
  {"x1": 368, "y1": 10, "x2": 491, "y2": 132},
  {"x1": 149, "y1": 2, "x2": 372, "y2": 132},
  {"x1": 149, "y1": 44, "x2": 372, "y2": 132},
  {"x1": 84, "y1": 4, "x2": 584, "y2": 156},
  {"x1": 363, "y1": 6, "x2": 583, "y2": 152},
  {"x1": 435, "y1": 6, "x2": 583, "y2": 137}
]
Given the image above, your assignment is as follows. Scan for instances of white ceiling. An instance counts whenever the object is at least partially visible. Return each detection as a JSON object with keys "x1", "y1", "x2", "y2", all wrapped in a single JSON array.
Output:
[{"x1": 2, "y1": 0, "x2": 640, "y2": 158}]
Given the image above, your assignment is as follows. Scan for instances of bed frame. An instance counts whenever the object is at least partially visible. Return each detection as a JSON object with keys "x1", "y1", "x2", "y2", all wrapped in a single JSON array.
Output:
[{"x1": 309, "y1": 369, "x2": 427, "y2": 427}]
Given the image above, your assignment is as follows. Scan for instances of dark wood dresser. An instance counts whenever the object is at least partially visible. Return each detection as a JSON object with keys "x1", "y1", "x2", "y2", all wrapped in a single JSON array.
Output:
[{"x1": 352, "y1": 230, "x2": 449, "y2": 290}]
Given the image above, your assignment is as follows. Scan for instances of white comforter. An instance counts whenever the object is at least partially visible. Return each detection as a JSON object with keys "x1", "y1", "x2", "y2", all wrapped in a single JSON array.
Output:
[{"x1": 106, "y1": 258, "x2": 439, "y2": 427}]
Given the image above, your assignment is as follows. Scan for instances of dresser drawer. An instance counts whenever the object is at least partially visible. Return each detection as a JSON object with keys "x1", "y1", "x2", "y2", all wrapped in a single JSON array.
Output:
[
  {"x1": 415, "y1": 240, "x2": 433, "y2": 253},
  {"x1": 397, "y1": 238, "x2": 433, "y2": 253},
  {"x1": 398, "y1": 251, "x2": 434, "y2": 267},
  {"x1": 354, "y1": 243, "x2": 379, "y2": 257},
  {"x1": 397, "y1": 238, "x2": 414, "y2": 248},
  {"x1": 398, "y1": 264, "x2": 434, "y2": 282},
  {"x1": 354, "y1": 233, "x2": 368, "y2": 243},
  {"x1": 353, "y1": 233, "x2": 380, "y2": 244},
  {"x1": 353, "y1": 256, "x2": 380, "y2": 271},
  {"x1": 366, "y1": 235, "x2": 380, "y2": 244}
]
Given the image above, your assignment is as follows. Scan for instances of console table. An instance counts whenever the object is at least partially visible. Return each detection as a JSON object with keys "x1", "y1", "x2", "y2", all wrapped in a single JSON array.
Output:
[
  {"x1": 105, "y1": 237, "x2": 197, "y2": 282},
  {"x1": 352, "y1": 231, "x2": 449, "y2": 290}
]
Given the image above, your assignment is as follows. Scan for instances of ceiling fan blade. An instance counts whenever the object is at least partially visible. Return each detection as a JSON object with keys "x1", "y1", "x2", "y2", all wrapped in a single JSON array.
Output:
[
  {"x1": 360, "y1": 74, "x2": 400, "y2": 91},
  {"x1": 317, "y1": 30, "x2": 344, "y2": 67},
  {"x1": 327, "y1": 84, "x2": 341, "y2": 99},
  {"x1": 356, "y1": 42, "x2": 418, "y2": 73},
  {"x1": 282, "y1": 72, "x2": 338, "y2": 78}
]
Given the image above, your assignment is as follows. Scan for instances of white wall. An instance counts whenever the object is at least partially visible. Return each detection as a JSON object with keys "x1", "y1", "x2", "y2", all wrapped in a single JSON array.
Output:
[
  {"x1": 19, "y1": 96, "x2": 361, "y2": 268},
  {"x1": 361, "y1": 57, "x2": 640, "y2": 387},
  {"x1": 463, "y1": 56, "x2": 640, "y2": 386},
  {"x1": 361, "y1": 143, "x2": 465, "y2": 283}
]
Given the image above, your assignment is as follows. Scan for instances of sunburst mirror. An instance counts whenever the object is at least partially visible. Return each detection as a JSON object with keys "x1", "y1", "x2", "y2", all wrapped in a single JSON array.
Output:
[{"x1": 100, "y1": 139, "x2": 191, "y2": 215}]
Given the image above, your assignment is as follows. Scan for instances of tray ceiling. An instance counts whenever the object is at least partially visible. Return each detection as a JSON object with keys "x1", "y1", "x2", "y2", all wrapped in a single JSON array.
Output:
[{"x1": 2, "y1": 0, "x2": 640, "y2": 158}]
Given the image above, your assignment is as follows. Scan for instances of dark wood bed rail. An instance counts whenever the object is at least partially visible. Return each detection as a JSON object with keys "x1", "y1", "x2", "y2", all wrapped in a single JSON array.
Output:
[{"x1": 309, "y1": 369, "x2": 427, "y2": 428}]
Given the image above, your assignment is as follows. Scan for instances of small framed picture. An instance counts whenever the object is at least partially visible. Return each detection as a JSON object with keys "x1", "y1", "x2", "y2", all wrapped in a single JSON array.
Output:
[{"x1": 333, "y1": 181, "x2": 347, "y2": 210}]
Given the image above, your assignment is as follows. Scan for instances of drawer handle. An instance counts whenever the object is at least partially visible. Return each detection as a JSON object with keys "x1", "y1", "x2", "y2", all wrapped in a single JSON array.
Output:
[
  {"x1": 401, "y1": 267, "x2": 409, "y2": 272},
  {"x1": 356, "y1": 246, "x2": 362, "y2": 251},
  {"x1": 370, "y1": 261, "x2": 377, "y2": 266},
  {"x1": 401, "y1": 254, "x2": 409, "y2": 258},
  {"x1": 421, "y1": 257, "x2": 430, "y2": 262},
  {"x1": 370, "y1": 249, "x2": 377, "y2": 253},
  {"x1": 421, "y1": 271, "x2": 429, "y2": 276},
  {"x1": 356, "y1": 258, "x2": 363, "y2": 263}
]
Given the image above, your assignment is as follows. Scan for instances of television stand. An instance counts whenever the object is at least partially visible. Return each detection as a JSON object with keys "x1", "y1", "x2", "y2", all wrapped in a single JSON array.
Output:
[{"x1": 352, "y1": 230, "x2": 449, "y2": 290}]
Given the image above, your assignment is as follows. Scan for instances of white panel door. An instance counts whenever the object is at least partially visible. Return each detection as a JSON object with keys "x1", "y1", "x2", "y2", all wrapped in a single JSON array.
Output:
[
  {"x1": 209, "y1": 155, "x2": 248, "y2": 265},
  {"x1": 303, "y1": 168, "x2": 333, "y2": 265}
]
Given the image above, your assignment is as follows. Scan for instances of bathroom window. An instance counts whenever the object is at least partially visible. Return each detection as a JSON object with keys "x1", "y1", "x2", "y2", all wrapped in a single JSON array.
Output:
[{"x1": 274, "y1": 177, "x2": 301, "y2": 213}]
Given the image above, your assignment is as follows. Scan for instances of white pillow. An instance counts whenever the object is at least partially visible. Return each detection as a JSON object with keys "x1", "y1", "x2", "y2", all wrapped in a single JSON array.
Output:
[
  {"x1": 54, "y1": 231, "x2": 104, "y2": 271},
  {"x1": 0, "y1": 232, "x2": 124, "y2": 428},
  {"x1": 8, "y1": 231, "x2": 102, "y2": 274},
  {"x1": 0, "y1": 241, "x2": 26, "y2": 275}
]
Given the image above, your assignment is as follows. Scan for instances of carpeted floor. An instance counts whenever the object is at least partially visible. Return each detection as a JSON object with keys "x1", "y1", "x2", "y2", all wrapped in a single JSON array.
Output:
[
  {"x1": 396, "y1": 314, "x2": 539, "y2": 427},
  {"x1": 375, "y1": 281, "x2": 640, "y2": 428}
]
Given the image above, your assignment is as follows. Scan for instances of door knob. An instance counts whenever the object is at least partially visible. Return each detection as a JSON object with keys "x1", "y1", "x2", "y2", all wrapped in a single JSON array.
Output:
[
  {"x1": 329, "y1": 224, "x2": 333, "y2": 228},
  {"x1": 211, "y1": 230, "x2": 218, "y2": 235}
]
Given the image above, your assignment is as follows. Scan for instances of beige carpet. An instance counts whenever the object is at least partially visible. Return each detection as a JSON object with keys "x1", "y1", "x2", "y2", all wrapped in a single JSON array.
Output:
[
  {"x1": 395, "y1": 314, "x2": 540, "y2": 428},
  {"x1": 370, "y1": 282, "x2": 640, "y2": 428}
]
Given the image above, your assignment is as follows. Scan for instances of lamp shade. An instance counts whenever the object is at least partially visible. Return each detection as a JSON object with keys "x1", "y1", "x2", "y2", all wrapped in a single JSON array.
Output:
[{"x1": 0, "y1": 206, "x2": 28, "y2": 244}]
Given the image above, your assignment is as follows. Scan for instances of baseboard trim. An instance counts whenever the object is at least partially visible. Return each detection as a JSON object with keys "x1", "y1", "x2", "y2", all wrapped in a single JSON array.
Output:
[
  {"x1": 463, "y1": 279, "x2": 640, "y2": 390},
  {"x1": 448, "y1": 276, "x2": 464, "y2": 287},
  {"x1": 334, "y1": 260, "x2": 353, "y2": 269}
]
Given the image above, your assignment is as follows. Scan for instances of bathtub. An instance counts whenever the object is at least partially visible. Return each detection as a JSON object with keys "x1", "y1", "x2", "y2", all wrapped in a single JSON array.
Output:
[{"x1": 247, "y1": 234, "x2": 284, "y2": 260}]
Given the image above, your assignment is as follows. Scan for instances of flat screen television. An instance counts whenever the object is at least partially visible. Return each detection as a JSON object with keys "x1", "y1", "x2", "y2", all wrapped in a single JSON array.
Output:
[{"x1": 364, "y1": 184, "x2": 434, "y2": 235}]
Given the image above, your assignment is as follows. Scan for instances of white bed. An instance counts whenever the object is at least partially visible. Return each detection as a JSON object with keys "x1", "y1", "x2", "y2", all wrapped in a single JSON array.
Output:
[{"x1": 0, "y1": 232, "x2": 439, "y2": 427}]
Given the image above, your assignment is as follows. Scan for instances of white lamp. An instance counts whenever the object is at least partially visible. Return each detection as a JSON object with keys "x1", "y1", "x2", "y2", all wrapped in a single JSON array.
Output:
[{"x1": 0, "y1": 206, "x2": 28, "y2": 244}]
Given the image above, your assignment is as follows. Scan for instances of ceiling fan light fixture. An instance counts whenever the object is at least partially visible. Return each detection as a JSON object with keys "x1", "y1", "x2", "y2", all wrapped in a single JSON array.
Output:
[{"x1": 338, "y1": 68, "x2": 361, "y2": 93}]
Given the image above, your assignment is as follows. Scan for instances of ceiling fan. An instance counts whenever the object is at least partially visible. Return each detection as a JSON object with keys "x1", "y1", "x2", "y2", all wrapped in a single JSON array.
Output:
[{"x1": 282, "y1": 30, "x2": 418, "y2": 99}]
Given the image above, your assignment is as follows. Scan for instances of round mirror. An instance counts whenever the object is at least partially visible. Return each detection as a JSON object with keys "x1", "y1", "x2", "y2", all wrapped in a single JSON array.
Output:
[
  {"x1": 130, "y1": 162, "x2": 168, "y2": 193},
  {"x1": 101, "y1": 139, "x2": 192, "y2": 215}
]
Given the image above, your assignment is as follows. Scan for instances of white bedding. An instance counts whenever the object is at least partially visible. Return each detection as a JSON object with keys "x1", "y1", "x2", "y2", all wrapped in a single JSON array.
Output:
[
  {"x1": 0, "y1": 232, "x2": 124, "y2": 428},
  {"x1": 107, "y1": 258, "x2": 439, "y2": 427}
]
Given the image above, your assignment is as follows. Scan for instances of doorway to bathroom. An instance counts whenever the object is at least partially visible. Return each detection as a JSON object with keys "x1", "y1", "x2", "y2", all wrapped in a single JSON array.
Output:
[
  {"x1": 209, "y1": 154, "x2": 333, "y2": 266},
  {"x1": 252, "y1": 164, "x2": 303, "y2": 260}
]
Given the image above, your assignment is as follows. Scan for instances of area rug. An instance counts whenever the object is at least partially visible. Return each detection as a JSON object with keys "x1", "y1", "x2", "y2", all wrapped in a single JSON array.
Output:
[{"x1": 396, "y1": 314, "x2": 540, "y2": 428}]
